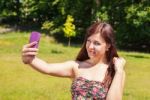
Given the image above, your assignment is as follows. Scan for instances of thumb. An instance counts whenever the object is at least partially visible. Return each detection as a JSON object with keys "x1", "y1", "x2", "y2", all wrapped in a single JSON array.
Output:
[{"x1": 26, "y1": 41, "x2": 37, "y2": 48}]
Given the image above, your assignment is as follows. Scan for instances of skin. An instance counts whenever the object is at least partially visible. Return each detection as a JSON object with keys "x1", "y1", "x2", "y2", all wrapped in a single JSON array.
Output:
[{"x1": 22, "y1": 33, "x2": 126, "y2": 100}]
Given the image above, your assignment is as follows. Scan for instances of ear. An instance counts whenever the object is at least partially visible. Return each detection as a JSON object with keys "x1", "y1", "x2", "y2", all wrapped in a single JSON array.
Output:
[{"x1": 106, "y1": 44, "x2": 111, "y2": 51}]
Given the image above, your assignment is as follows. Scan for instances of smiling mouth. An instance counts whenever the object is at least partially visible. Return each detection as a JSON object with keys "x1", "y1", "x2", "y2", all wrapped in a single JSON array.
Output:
[{"x1": 89, "y1": 51, "x2": 96, "y2": 55}]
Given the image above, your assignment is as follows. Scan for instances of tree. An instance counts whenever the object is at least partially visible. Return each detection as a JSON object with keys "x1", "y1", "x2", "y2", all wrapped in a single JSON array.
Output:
[{"x1": 63, "y1": 15, "x2": 76, "y2": 46}]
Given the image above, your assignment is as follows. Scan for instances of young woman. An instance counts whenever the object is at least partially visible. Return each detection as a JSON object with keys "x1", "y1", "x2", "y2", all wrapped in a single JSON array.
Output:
[{"x1": 22, "y1": 22, "x2": 126, "y2": 100}]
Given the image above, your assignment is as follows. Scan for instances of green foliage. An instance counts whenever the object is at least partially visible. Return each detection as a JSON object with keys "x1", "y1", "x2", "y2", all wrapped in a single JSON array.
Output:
[
  {"x1": 63, "y1": 15, "x2": 76, "y2": 38},
  {"x1": 42, "y1": 21, "x2": 54, "y2": 30},
  {"x1": 63, "y1": 15, "x2": 76, "y2": 46},
  {"x1": 125, "y1": 4, "x2": 150, "y2": 27},
  {"x1": 95, "y1": 6, "x2": 109, "y2": 21},
  {"x1": 20, "y1": 0, "x2": 37, "y2": 20},
  {"x1": 41, "y1": 21, "x2": 54, "y2": 34},
  {"x1": 41, "y1": 21, "x2": 61, "y2": 35},
  {"x1": 115, "y1": 1, "x2": 150, "y2": 52},
  {"x1": 0, "y1": 0, "x2": 150, "y2": 52}
]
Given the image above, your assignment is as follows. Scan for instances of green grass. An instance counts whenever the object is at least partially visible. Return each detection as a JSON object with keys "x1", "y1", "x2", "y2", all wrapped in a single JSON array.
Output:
[{"x1": 0, "y1": 32, "x2": 150, "y2": 100}]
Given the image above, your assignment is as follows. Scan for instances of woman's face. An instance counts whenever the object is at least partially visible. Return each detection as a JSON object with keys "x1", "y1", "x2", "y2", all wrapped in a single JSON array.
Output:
[{"x1": 86, "y1": 33, "x2": 109, "y2": 61}]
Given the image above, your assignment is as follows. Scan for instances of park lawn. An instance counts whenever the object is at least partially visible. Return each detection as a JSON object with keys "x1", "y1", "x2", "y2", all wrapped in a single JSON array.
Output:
[{"x1": 0, "y1": 32, "x2": 150, "y2": 100}]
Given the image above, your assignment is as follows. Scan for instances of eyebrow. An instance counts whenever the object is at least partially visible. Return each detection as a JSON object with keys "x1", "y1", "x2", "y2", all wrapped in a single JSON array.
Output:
[{"x1": 87, "y1": 39, "x2": 101, "y2": 43}]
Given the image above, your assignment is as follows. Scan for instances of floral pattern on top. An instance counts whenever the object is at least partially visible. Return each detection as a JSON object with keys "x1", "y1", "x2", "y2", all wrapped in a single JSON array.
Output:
[{"x1": 71, "y1": 77, "x2": 109, "y2": 100}]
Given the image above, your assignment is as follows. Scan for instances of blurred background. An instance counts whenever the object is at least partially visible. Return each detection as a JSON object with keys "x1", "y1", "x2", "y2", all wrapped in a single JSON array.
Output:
[{"x1": 0, "y1": 0, "x2": 150, "y2": 100}]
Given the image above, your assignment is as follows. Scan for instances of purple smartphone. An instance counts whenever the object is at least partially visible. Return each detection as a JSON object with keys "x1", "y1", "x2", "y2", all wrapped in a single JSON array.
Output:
[{"x1": 29, "y1": 31, "x2": 41, "y2": 48}]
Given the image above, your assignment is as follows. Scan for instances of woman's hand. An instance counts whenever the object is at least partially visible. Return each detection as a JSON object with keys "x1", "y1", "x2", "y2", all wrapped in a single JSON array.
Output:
[
  {"x1": 22, "y1": 42, "x2": 39, "y2": 64},
  {"x1": 113, "y1": 57, "x2": 126, "y2": 73},
  {"x1": 106, "y1": 57, "x2": 126, "y2": 100}
]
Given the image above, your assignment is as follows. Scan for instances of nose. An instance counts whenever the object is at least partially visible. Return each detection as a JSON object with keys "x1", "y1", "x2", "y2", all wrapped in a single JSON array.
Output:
[{"x1": 88, "y1": 43, "x2": 94, "y2": 49}]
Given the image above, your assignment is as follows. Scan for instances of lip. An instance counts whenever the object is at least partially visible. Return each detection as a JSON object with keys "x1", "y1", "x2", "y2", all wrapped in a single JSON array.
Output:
[{"x1": 88, "y1": 50, "x2": 96, "y2": 55}]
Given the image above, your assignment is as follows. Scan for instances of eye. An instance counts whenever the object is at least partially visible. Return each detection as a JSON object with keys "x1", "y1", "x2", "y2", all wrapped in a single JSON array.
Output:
[
  {"x1": 86, "y1": 39, "x2": 91, "y2": 43},
  {"x1": 94, "y1": 41, "x2": 101, "y2": 45}
]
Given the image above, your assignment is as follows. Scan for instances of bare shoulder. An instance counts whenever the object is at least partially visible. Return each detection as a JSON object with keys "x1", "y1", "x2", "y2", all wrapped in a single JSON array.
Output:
[
  {"x1": 66, "y1": 60, "x2": 82, "y2": 78},
  {"x1": 64, "y1": 60, "x2": 80, "y2": 70},
  {"x1": 70, "y1": 60, "x2": 80, "y2": 70},
  {"x1": 64, "y1": 60, "x2": 79, "y2": 67},
  {"x1": 71, "y1": 60, "x2": 90, "y2": 70}
]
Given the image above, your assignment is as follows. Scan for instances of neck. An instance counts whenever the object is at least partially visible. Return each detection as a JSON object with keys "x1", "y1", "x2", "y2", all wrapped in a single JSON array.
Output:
[{"x1": 87, "y1": 56, "x2": 108, "y2": 66}]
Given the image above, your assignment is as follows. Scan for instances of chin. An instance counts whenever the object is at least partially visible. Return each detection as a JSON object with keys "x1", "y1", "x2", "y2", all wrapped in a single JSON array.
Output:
[{"x1": 88, "y1": 54, "x2": 95, "y2": 59}]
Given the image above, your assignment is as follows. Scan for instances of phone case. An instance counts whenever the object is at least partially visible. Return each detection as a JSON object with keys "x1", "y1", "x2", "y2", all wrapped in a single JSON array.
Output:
[{"x1": 29, "y1": 31, "x2": 41, "y2": 48}]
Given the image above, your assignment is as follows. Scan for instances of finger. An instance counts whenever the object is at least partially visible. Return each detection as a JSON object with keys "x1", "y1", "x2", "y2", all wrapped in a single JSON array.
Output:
[
  {"x1": 22, "y1": 52, "x2": 38, "y2": 56},
  {"x1": 22, "y1": 48, "x2": 38, "y2": 53},
  {"x1": 24, "y1": 42, "x2": 37, "y2": 48},
  {"x1": 118, "y1": 57, "x2": 125, "y2": 63},
  {"x1": 120, "y1": 57, "x2": 126, "y2": 64},
  {"x1": 113, "y1": 57, "x2": 118, "y2": 63}
]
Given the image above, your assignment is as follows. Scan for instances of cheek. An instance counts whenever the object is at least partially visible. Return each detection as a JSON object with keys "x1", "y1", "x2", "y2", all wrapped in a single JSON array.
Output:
[
  {"x1": 95, "y1": 46, "x2": 107, "y2": 54},
  {"x1": 86, "y1": 43, "x2": 88, "y2": 50}
]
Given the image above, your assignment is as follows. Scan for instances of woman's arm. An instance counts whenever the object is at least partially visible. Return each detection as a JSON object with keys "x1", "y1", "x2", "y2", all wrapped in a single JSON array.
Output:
[
  {"x1": 106, "y1": 57, "x2": 126, "y2": 100},
  {"x1": 106, "y1": 70, "x2": 126, "y2": 100},
  {"x1": 29, "y1": 57, "x2": 78, "y2": 78},
  {"x1": 22, "y1": 42, "x2": 79, "y2": 78}
]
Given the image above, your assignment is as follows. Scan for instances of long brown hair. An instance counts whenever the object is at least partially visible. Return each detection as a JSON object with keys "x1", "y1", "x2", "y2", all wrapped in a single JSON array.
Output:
[{"x1": 76, "y1": 22, "x2": 118, "y2": 88}]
